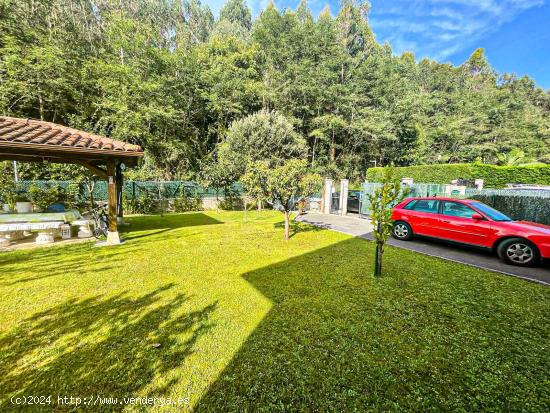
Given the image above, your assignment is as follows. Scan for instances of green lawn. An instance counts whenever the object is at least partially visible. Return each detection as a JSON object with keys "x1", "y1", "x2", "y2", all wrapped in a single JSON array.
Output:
[{"x1": 0, "y1": 211, "x2": 548, "y2": 412}]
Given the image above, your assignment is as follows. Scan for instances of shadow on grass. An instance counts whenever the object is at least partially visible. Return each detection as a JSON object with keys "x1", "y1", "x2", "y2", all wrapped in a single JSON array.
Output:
[
  {"x1": 0, "y1": 213, "x2": 223, "y2": 286},
  {"x1": 272, "y1": 218, "x2": 325, "y2": 239},
  {"x1": 196, "y1": 237, "x2": 549, "y2": 412},
  {"x1": 0, "y1": 284, "x2": 217, "y2": 411},
  {"x1": 123, "y1": 213, "x2": 223, "y2": 241},
  {"x1": 0, "y1": 241, "x2": 119, "y2": 286}
]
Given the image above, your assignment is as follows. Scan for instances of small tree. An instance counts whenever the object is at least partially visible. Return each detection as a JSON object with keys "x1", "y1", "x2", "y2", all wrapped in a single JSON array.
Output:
[
  {"x1": 368, "y1": 167, "x2": 407, "y2": 277},
  {"x1": 218, "y1": 110, "x2": 308, "y2": 177},
  {"x1": 199, "y1": 158, "x2": 240, "y2": 201},
  {"x1": 0, "y1": 162, "x2": 18, "y2": 211},
  {"x1": 242, "y1": 159, "x2": 321, "y2": 240}
]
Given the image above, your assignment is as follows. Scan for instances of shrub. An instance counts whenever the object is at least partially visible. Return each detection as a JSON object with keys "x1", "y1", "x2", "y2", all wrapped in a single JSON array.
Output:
[
  {"x1": 0, "y1": 180, "x2": 18, "y2": 211},
  {"x1": 124, "y1": 190, "x2": 158, "y2": 214},
  {"x1": 174, "y1": 191, "x2": 202, "y2": 212},
  {"x1": 61, "y1": 182, "x2": 87, "y2": 210},
  {"x1": 367, "y1": 164, "x2": 550, "y2": 188},
  {"x1": 28, "y1": 184, "x2": 61, "y2": 211},
  {"x1": 218, "y1": 196, "x2": 244, "y2": 211}
]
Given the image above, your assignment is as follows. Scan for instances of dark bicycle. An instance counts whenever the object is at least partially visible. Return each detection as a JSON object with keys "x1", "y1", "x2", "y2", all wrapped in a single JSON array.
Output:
[{"x1": 84, "y1": 203, "x2": 109, "y2": 239}]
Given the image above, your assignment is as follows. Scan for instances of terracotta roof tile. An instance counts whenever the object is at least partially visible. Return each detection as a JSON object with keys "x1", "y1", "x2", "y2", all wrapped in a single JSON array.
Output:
[{"x1": 0, "y1": 117, "x2": 143, "y2": 154}]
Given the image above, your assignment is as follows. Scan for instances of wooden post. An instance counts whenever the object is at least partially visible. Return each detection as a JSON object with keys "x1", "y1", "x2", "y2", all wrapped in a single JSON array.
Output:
[
  {"x1": 116, "y1": 162, "x2": 124, "y2": 224},
  {"x1": 106, "y1": 160, "x2": 121, "y2": 245}
]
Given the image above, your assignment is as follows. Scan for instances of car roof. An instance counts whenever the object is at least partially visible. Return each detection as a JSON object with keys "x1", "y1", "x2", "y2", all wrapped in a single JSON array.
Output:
[{"x1": 405, "y1": 197, "x2": 475, "y2": 203}]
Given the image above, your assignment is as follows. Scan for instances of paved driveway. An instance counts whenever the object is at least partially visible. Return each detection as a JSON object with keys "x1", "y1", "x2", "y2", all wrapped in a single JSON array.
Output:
[{"x1": 297, "y1": 213, "x2": 550, "y2": 285}]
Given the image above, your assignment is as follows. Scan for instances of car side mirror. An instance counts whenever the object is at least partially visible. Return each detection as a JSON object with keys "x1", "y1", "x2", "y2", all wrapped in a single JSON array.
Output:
[{"x1": 472, "y1": 213, "x2": 484, "y2": 220}]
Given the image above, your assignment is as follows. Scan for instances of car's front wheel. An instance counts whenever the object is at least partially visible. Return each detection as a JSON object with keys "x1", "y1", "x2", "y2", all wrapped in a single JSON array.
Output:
[
  {"x1": 497, "y1": 238, "x2": 540, "y2": 267},
  {"x1": 392, "y1": 221, "x2": 413, "y2": 241}
]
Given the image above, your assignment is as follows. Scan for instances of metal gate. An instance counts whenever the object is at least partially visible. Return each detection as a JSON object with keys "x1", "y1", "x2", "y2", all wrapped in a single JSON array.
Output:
[{"x1": 330, "y1": 192, "x2": 340, "y2": 214}]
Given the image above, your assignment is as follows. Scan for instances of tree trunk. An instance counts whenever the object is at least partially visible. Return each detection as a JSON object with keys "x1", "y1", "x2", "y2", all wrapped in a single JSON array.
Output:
[
  {"x1": 373, "y1": 241, "x2": 383, "y2": 277},
  {"x1": 87, "y1": 180, "x2": 95, "y2": 211},
  {"x1": 38, "y1": 95, "x2": 44, "y2": 121},
  {"x1": 330, "y1": 130, "x2": 336, "y2": 162},
  {"x1": 373, "y1": 219, "x2": 383, "y2": 277},
  {"x1": 284, "y1": 211, "x2": 290, "y2": 240}
]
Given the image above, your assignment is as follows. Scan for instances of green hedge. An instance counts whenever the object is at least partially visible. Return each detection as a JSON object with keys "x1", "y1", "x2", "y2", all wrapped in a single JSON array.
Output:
[{"x1": 366, "y1": 164, "x2": 550, "y2": 188}]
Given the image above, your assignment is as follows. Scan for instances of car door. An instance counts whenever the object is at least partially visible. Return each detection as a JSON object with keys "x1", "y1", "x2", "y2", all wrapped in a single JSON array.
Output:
[
  {"x1": 438, "y1": 201, "x2": 495, "y2": 247},
  {"x1": 403, "y1": 199, "x2": 442, "y2": 237}
]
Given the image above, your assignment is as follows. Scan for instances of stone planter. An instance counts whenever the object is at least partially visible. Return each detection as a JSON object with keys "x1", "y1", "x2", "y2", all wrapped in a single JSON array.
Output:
[{"x1": 16, "y1": 202, "x2": 33, "y2": 213}]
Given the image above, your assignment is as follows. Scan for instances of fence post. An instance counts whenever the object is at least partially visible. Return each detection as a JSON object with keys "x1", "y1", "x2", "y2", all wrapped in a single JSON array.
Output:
[
  {"x1": 339, "y1": 179, "x2": 349, "y2": 216},
  {"x1": 321, "y1": 178, "x2": 333, "y2": 214}
]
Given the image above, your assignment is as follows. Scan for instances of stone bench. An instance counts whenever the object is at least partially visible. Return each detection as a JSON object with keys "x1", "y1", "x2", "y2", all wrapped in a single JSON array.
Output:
[
  {"x1": 72, "y1": 219, "x2": 95, "y2": 238},
  {"x1": 0, "y1": 221, "x2": 65, "y2": 246}
]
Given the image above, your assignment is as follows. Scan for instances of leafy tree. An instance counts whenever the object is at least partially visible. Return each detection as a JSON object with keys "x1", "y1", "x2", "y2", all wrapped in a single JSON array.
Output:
[
  {"x1": 219, "y1": 0, "x2": 252, "y2": 31},
  {"x1": 496, "y1": 149, "x2": 527, "y2": 166},
  {"x1": 0, "y1": 162, "x2": 18, "y2": 210},
  {"x1": 368, "y1": 167, "x2": 407, "y2": 277},
  {"x1": 198, "y1": 157, "x2": 239, "y2": 200},
  {"x1": 217, "y1": 110, "x2": 308, "y2": 177},
  {"x1": 242, "y1": 160, "x2": 321, "y2": 240},
  {"x1": 0, "y1": 0, "x2": 548, "y2": 183}
]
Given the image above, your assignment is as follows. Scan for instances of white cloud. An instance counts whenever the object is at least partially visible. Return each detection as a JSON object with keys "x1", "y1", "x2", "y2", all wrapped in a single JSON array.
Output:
[
  {"x1": 369, "y1": 18, "x2": 431, "y2": 34},
  {"x1": 369, "y1": 0, "x2": 545, "y2": 62}
]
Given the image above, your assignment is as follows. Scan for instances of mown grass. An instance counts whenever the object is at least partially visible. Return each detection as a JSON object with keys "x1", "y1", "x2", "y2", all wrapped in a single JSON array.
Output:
[{"x1": 0, "y1": 211, "x2": 548, "y2": 412}]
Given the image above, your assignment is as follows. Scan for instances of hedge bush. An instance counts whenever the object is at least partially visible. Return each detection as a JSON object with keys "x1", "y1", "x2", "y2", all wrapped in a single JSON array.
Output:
[{"x1": 366, "y1": 164, "x2": 550, "y2": 188}]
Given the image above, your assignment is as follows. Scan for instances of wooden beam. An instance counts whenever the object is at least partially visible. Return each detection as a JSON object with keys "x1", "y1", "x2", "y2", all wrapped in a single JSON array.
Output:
[
  {"x1": 0, "y1": 148, "x2": 141, "y2": 167},
  {"x1": 74, "y1": 160, "x2": 108, "y2": 179},
  {"x1": 0, "y1": 153, "x2": 137, "y2": 171}
]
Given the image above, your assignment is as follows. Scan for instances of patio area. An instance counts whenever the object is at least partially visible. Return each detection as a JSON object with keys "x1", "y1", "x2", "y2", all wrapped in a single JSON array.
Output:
[{"x1": 0, "y1": 116, "x2": 144, "y2": 246}]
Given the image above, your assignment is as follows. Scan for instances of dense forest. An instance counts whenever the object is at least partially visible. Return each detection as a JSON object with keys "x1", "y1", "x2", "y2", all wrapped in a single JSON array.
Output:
[{"x1": 1, "y1": 0, "x2": 549, "y2": 182}]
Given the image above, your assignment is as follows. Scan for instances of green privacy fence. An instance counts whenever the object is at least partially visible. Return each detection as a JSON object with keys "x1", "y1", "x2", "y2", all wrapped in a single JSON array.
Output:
[
  {"x1": 465, "y1": 189, "x2": 550, "y2": 225},
  {"x1": 359, "y1": 183, "x2": 445, "y2": 217},
  {"x1": 360, "y1": 182, "x2": 550, "y2": 225},
  {"x1": 14, "y1": 180, "x2": 244, "y2": 202}
]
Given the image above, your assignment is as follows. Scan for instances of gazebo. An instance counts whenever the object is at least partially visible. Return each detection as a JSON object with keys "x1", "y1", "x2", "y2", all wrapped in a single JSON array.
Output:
[{"x1": 0, "y1": 116, "x2": 144, "y2": 245}]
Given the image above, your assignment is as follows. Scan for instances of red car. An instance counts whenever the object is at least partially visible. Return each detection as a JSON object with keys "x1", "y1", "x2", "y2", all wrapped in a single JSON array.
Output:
[{"x1": 391, "y1": 197, "x2": 550, "y2": 267}]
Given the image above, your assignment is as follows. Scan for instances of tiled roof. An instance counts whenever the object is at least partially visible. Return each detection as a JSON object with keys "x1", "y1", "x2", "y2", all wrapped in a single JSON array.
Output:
[{"x1": 0, "y1": 116, "x2": 143, "y2": 154}]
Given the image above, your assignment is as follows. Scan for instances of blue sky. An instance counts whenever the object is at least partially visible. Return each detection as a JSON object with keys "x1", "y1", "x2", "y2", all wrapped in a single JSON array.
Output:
[{"x1": 204, "y1": 0, "x2": 550, "y2": 90}]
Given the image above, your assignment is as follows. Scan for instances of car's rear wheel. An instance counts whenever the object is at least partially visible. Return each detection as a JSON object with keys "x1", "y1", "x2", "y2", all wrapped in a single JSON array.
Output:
[
  {"x1": 392, "y1": 221, "x2": 413, "y2": 240},
  {"x1": 497, "y1": 238, "x2": 539, "y2": 267}
]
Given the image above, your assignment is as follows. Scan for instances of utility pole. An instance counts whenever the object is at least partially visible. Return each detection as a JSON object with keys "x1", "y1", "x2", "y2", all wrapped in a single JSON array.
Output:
[{"x1": 13, "y1": 161, "x2": 18, "y2": 182}]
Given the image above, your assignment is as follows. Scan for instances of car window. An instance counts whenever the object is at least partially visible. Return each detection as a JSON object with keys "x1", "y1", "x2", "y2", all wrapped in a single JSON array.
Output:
[
  {"x1": 408, "y1": 199, "x2": 440, "y2": 213},
  {"x1": 442, "y1": 201, "x2": 476, "y2": 218},
  {"x1": 470, "y1": 202, "x2": 512, "y2": 221}
]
